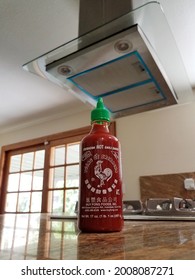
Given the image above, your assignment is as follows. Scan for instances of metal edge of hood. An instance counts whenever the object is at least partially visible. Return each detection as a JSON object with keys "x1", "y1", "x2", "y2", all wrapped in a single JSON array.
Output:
[{"x1": 22, "y1": 2, "x2": 193, "y2": 118}]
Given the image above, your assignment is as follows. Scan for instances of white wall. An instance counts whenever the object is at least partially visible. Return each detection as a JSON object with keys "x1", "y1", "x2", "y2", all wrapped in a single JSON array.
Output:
[
  {"x1": 0, "y1": 109, "x2": 91, "y2": 146},
  {"x1": 1, "y1": 102, "x2": 195, "y2": 200},
  {"x1": 117, "y1": 102, "x2": 195, "y2": 199}
]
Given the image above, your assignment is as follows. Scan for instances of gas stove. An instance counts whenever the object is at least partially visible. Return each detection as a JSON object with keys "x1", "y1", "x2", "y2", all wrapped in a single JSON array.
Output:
[
  {"x1": 50, "y1": 197, "x2": 195, "y2": 221},
  {"x1": 123, "y1": 197, "x2": 195, "y2": 221}
]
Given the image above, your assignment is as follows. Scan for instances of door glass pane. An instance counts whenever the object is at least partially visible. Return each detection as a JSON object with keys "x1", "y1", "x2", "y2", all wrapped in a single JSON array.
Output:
[
  {"x1": 51, "y1": 190, "x2": 64, "y2": 213},
  {"x1": 6, "y1": 148, "x2": 46, "y2": 214},
  {"x1": 7, "y1": 173, "x2": 20, "y2": 192},
  {"x1": 50, "y1": 167, "x2": 64, "y2": 188},
  {"x1": 18, "y1": 192, "x2": 30, "y2": 212},
  {"x1": 53, "y1": 146, "x2": 65, "y2": 166},
  {"x1": 66, "y1": 165, "x2": 79, "y2": 188},
  {"x1": 65, "y1": 189, "x2": 78, "y2": 215},
  {"x1": 9, "y1": 155, "x2": 21, "y2": 172},
  {"x1": 67, "y1": 143, "x2": 79, "y2": 163},
  {"x1": 32, "y1": 171, "x2": 43, "y2": 190},
  {"x1": 5, "y1": 193, "x2": 17, "y2": 212},
  {"x1": 31, "y1": 192, "x2": 42, "y2": 212},
  {"x1": 34, "y1": 150, "x2": 45, "y2": 169},
  {"x1": 21, "y1": 152, "x2": 34, "y2": 171},
  {"x1": 20, "y1": 172, "x2": 32, "y2": 191}
]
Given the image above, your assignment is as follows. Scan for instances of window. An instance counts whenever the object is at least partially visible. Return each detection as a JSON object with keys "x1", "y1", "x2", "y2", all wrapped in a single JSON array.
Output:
[
  {"x1": 0, "y1": 124, "x2": 116, "y2": 214},
  {"x1": 6, "y1": 148, "x2": 45, "y2": 213},
  {"x1": 48, "y1": 143, "x2": 80, "y2": 214}
]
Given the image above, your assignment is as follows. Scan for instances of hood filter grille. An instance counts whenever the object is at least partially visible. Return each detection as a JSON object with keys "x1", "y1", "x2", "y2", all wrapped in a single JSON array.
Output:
[{"x1": 67, "y1": 51, "x2": 165, "y2": 113}]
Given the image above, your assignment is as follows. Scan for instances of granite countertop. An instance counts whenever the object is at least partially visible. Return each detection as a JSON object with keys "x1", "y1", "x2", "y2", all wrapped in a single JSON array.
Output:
[
  {"x1": 1, "y1": 214, "x2": 195, "y2": 260},
  {"x1": 77, "y1": 220, "x2": 195, "y2": 259}
]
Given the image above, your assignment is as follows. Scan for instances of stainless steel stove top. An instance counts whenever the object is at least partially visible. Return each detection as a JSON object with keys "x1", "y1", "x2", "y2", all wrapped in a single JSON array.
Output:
[
  {"x1": 123, "y1": 197, "x2": 195, "y2": 221},
  {"x1": 123, "y1": 215, "x2": 195, "y2": 221},
  {"x1": 50, "y1": 197, "x2": 195, "y2": 221}
]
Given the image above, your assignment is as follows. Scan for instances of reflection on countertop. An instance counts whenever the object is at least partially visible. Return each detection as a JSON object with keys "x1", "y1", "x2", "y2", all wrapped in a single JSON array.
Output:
[{"x1": 1, "y1": 213, "x2": 195, "y2": 260}]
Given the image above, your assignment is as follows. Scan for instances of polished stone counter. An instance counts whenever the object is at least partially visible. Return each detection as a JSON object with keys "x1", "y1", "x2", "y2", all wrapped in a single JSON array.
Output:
[{"x1": 1, "y1": 214, "x2": 195, "y2": 260}]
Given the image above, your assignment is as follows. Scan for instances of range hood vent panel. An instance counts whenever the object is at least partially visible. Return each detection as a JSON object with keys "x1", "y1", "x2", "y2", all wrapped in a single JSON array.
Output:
[
  {"x1": 23, "y1": 2, "x2": 193, "y2": 117},
  {"x1": 67, "y1": 52, "x2": 151, "y2": 96},
  {"x1": 66, "y1": 48, "x2": 169, "y2": 116}
]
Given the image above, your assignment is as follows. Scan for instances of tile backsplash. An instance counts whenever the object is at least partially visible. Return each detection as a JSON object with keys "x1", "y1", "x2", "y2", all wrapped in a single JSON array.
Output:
[{"x1": 140, "y1": 172, "x2": 195, "y2": 202}]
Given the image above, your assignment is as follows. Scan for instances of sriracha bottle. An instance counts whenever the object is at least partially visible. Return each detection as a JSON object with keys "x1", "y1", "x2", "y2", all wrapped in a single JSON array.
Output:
[{"x1": 78, "y1": 98, "x2": 124, "y2": 232}]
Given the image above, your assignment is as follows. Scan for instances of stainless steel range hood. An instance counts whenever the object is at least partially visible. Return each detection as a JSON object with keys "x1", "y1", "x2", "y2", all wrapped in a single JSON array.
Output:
[{"x1": 23, "y1": 1, "x2": 193, "y2": 118}]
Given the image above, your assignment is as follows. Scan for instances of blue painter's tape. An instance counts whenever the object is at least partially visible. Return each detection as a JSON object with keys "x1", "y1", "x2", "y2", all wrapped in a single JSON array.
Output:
[{"x1": 67, "y1": 51, "x2": 166, "y2": 111}]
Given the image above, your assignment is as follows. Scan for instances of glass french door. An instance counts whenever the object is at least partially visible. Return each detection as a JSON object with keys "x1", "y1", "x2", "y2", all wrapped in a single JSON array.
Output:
[
  {"x1": 48, "y1": 142, "x2": 79, "y2": 215},
  {"x1": 5, "y1": 148, "x2": 45, "y2": 213},
  {"x1": 4, "y1": 141, "x2": 80, "y2": 214}
]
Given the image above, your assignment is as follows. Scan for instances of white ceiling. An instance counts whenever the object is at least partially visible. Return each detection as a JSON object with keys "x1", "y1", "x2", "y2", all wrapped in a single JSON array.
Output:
[{"x1": 0, "y1": 0, "x2": 195, "y2": 133}]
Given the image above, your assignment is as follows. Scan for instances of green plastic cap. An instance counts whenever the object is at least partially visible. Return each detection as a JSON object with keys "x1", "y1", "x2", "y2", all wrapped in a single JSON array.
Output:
[{"x1": 91, "y1": 98, "x2": 110, "y2": 122}]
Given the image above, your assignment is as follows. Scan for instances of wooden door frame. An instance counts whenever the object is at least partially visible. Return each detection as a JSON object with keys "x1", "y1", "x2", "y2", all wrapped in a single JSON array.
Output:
[{"x1": 0, "y1": 123, "x2": 116, "y2": 213}]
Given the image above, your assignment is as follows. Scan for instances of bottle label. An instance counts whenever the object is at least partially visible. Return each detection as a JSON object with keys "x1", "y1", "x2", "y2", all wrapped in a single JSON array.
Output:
[{"x1": 80, "y1": 144, "x2": 123, "y2": 220}]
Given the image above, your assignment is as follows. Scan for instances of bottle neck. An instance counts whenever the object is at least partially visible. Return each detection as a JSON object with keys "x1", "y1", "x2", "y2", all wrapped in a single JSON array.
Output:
[{"x1": 90, "y1": 121, "x2": 110, "y2": 133}]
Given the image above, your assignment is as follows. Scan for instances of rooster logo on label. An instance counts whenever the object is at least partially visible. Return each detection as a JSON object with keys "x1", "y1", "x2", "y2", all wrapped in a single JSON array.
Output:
[{"x1": 94, "y1": 160, "x2": 113, "y2": 188}]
